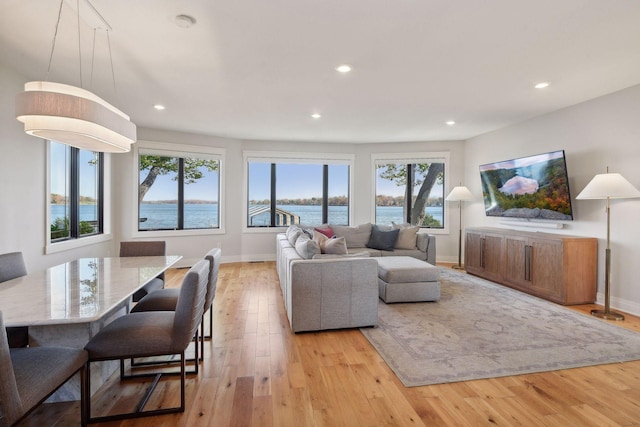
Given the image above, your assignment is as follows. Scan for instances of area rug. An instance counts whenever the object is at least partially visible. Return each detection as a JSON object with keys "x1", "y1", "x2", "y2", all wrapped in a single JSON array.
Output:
[{"x1": 360, "y1": 268, "x2": 640, "y2": 387}]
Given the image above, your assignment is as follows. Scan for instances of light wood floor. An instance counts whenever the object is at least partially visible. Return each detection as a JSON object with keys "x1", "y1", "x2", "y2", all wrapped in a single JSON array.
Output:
[{"x1": 19, "y1": 261, "x2": 640, "y2": 426}]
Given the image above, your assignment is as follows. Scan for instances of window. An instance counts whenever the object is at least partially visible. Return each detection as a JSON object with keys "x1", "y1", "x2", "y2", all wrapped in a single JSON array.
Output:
[
  {"x1": 245, "y1": 153, "x2": 352, "y2": 228},
  {"x1": 138, "y1": 150, "x2": 221, "y2": 231},
  {"x1": 374, "y1": 153, "x2": 447, "y2": 229},
  {"x1": 49, "y1": 141, "x2": 103, "y2": 242}
]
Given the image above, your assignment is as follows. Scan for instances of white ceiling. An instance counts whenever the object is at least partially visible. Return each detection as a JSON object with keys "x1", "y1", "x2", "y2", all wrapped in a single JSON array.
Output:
[{"x1": 2, "y1": 0, "x2": 640, "y2": 143}]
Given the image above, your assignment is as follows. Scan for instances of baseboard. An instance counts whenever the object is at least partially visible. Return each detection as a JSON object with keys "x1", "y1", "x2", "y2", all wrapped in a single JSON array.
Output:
[{"x1": 596, "y1": 292, "x2": 640, "y2": 317}]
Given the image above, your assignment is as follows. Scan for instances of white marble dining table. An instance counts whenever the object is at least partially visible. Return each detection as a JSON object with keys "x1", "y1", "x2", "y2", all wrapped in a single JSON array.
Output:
[
  {"x1": 0, "y1": 255, "x2": 181, "y2": 328},
  {"x1": 0, "y1": 255, "x2": 182, "y2": 401}
]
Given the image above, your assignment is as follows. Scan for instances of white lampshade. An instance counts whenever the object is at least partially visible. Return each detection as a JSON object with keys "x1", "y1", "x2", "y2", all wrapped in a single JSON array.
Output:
[
  {"x1": 16, "y1": 81, "x2": 137, "y2": 153},
  {"x1": 576, "y1": 172, "x2": 640, "y2": 200},
  {"x1": 445, "y1": 186, "x2": 474, "y2": 202}
]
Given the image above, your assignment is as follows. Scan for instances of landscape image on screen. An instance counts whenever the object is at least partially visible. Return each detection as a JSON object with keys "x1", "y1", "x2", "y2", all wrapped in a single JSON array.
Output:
[{"x1": 479, "y1": 150, "x2": 573, "y2": 220}]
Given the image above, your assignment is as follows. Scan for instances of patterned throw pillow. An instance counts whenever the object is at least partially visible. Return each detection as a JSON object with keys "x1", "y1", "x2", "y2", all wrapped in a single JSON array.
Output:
[
  {"x1": 294, "y1": 234, "x2": 321, "y2": 259},
  {"x1": 323, "y1": 236, "x2": 348, "y2": 255}
]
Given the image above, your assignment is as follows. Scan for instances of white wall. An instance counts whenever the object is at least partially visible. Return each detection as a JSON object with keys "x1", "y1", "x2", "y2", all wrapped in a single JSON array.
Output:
[
  {"x1": 464, "y1": 84, "x2": 640, "y2": 315},
  {"x1": 0, "y1": 65, "x2": 113, "y2": 271},
  {"x1": 115, "y1": 129, "x2": 466, "y2": 264}
]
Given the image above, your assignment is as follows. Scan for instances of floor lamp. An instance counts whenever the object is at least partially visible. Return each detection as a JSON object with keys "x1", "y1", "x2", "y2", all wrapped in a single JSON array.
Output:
[
  {"x1": 445, "y1": 186, "x2": 474, "y2": 270},
  {"x1": 576, "y1": 168, "x2": 640, "y2": 321}
]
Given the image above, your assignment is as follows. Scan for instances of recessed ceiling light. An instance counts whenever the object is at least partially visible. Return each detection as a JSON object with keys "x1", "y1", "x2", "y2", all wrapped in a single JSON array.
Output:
[
  {"x1": 311, "y1": 113, "x2": 321, "y2": 119},
  {"x1": 153, "y1": 104, "x2": 166, "y2": 111},
  {"x1": 534, "y1": 82, "x2": 549, "y2": 89},
  {"x1": 335, "y1": 64, "x2": 352, "y2": 73},
  {"x1": 445, "y1": 120, "x2": 456, "y2": 126}
]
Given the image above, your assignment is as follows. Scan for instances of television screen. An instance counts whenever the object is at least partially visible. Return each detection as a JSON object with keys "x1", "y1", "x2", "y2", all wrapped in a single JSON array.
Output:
[{"x1": 479, "y1": 150, "x2": 574, "y2": 220}]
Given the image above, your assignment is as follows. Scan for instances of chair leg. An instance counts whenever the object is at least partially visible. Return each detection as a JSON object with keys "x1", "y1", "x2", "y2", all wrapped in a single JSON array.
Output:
[
  {"x1": 86, "y1": 354, "x2": 186, "y2": 423},
  {"x1": 80, "y1": 363, "x2": 88, "y2": 427}
]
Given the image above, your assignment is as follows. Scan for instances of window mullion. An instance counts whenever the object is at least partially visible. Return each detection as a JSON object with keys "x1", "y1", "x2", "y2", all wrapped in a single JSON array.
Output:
[
  {"x1": 270, "y1": 163, "x2": 277, "y2": 227},
  {"x1": 70, "y1": 148, "x2": 80, "y2": 238},
  {"x1": 178, "y1": 158, "x2": 184, "y2": 230},
  {"x1": 322, "y1": 164, "x2": 328, "y2": 224}
]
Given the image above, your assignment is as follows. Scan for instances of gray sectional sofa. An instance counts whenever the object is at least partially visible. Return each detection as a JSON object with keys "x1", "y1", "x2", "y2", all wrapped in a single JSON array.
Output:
[{"x1": 276, "y1": 223, "x2": 436, "y2": 332}]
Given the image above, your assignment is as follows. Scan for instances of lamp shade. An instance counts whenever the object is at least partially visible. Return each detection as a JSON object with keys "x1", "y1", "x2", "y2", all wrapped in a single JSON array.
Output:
[
  {"x1": 445, "y1": 186, "x2": 474, "y2": 202},
  {"x1": 576, "y1": 172, "x2": 640, "y2": 200},
  {"x1": 16, "y1": 81, "x2": 137, "y2": 153}
]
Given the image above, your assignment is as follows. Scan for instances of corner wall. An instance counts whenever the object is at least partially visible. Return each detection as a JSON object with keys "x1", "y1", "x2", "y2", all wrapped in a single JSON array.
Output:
[{"x1": 464, "y1": 84, "x2": 640, "y2": 314}]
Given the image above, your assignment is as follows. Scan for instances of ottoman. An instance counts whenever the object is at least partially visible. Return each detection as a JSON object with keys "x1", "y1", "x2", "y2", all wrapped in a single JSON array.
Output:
[{"x1": 376, "y1": 256, "x2": 440, "y2": 303}]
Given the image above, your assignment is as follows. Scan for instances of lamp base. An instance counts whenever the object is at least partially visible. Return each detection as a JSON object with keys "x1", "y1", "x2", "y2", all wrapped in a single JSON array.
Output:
[
  {"x1": 591, "y1": 309, "x2": 625, "y2": 321},
  {"x1": 451, "y1": 264, "x2": 465, "y2": 270}
]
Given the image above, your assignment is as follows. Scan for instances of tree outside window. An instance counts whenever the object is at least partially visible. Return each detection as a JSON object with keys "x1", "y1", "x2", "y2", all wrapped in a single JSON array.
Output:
[
  {"x1": 138, "y1": 154, "x2": 220, "y2": 231},
  {"x1": 375, "y1": 161, "x2": 445, "y2": 228}
]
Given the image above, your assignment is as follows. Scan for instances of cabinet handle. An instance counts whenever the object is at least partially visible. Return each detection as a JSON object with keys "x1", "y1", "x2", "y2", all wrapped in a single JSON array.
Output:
[
  {"x1": 480, "y1": 237, "x2": 485, "y2": 268},
  {"x1": 524, "y1": 245, "x2": 532, "y2": 281}
]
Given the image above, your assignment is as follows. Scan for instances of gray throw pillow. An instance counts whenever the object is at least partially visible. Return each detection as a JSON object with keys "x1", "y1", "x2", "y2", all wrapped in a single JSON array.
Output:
[
  {"x1": 332, "y1": 223, "x2": 372, "y2": 248},
  {"x1": 367, "y1": 224, "x2": 400, "y2": 251},
  {"x1": 294, "y1": 234, "x2": 321, "y2": 259},
  {"x1": 286, "y1": 225, "x2": 303, "y2": 246}
]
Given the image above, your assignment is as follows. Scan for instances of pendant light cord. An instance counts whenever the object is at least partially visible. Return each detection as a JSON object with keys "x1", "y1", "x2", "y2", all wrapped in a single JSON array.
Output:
[
  {"x1": 45, "y1": 0, "x2": 65, "y2": 81},
  {"x1": 76, "y1": 0, "x2": 83, "y2": 87}
]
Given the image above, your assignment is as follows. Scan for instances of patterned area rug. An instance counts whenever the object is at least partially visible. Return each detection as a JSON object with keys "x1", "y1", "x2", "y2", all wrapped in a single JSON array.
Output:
[{"x1": 361, "y1": 268, "x2": 640, "y2": 387}]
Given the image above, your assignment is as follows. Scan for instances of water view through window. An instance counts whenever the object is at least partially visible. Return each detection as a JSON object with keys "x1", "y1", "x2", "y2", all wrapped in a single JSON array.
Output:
[{"x1": 138, "y1": 153, "x2": 220, "y2": 230}]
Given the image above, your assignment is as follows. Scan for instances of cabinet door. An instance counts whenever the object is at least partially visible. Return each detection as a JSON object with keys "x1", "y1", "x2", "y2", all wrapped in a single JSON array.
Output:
[
  {"x1": 464, "y1": 231, "x2": 484, "y2": 273},
  {"x1": 504, "y1": 235, "x2": 528, "y2": 288},
  {"x1": 530, "y1": 238, "x2": 563, "y2": 300},
  {"x1": 482, "y1": 233, "x2": 504, "y2": 281}
]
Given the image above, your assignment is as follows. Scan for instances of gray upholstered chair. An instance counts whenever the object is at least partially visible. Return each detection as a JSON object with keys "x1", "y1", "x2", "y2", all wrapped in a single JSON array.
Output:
[
  {"x1": 0, "y1": 311, "x2": 88, "y2": 427},
  {"x1": 0, "y1": 252, "x2": 29, "y2": 348},
  {"x1": 119, "y1": 241, "x2": 166, "y2": 302},
  {"x1": 83, "y1": 259, "x2": 209, "y2": 423},
  {"x1": 131, "y1": 248, "x2": 221, "y2": 363}
]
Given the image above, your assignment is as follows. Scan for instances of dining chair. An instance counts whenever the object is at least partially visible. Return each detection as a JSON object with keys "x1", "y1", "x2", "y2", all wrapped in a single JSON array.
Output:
[
  {"x1": 119, "y1": 241, "x2": 166, "y2": 302},
  {"x1": 0, "y1": 311, "x2": 88, "y2": 427},
  {"x1": 83, "y1": 259, "x2": 209, "y2": 423},
  {"x1": 0, "y1": 252, "x2": 29, "y2": 348},
  {"x1": 131, "y1": 248, "x2": 221, "y2": 363}
]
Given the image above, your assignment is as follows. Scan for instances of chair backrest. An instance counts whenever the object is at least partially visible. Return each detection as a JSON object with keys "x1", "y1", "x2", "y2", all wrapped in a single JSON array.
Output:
[
  {"x1": 0, "y1": 311, "x2": 24, "y2": 425},
  {"x1": 119, "y1": 241, "x2": 166, "y2": 280},
  {"x1": 170, "y1": 259, "x2": 210, "y2": 353},
  {"x1": 0, "y1": 252, "x2": 27, "y2": 283},
  {"x1": 203, "y1": 248, "x2": 221, "y2": 313}
]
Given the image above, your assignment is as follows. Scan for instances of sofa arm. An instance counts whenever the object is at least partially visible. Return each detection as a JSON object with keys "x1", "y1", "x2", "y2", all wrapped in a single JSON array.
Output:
[
  {"x1": 417, "y1": 233, "x2": 436, "y2": 265},
  {"x1": 289, "y1": 258, "x2": 378, "y2": 332}
]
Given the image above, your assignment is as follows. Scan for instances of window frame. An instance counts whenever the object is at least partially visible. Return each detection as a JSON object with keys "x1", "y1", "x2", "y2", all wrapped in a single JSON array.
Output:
[
  {"x1": 243, "y1": 151, "x2": 354, "y2": 233},
  {"x1": 45, "y1": 142, "x2": 112, "y2": 254},
  {"x1": 132, "y1": 141, "x2": 226, "y2": 238},
  {"x1": 371, "y1": 151, "x2": 450, "y2": 235}
]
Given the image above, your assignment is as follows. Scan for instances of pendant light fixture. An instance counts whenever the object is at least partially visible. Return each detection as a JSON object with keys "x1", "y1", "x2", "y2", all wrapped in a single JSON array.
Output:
[{"x1": 15, "y1": 0, "x2": 136, "y2": 153}]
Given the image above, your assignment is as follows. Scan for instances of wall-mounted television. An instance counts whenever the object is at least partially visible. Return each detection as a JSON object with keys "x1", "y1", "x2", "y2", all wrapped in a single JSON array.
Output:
[{"x1": 479, "y1": 150, "x2": 574, "y2": 220}]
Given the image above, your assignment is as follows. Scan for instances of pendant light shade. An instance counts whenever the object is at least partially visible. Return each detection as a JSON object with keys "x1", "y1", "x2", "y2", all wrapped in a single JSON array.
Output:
[{"x1": 16, "y1": 81, "x2": 137, "y2": 153}]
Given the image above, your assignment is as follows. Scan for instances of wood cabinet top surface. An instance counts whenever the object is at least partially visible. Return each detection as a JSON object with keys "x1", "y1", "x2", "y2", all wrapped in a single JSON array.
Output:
[{"x1": 466, "y1": 227, "x2": 597, "y2": 242}]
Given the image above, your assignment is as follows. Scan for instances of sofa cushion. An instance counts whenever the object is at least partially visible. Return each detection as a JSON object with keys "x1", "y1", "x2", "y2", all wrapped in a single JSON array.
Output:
[
  {"x1": 332, "y1": 223, "x2": 372, "y2": 248},
  {"x1": 324, "y1": 236, "x2": 348, "y2": 255},
  {"x1": 312, "y1": 251, "x2": 371, "y2": 259},
  {"x1": 392, "y1": 223, "x2": 419, "y2": 250},
  {"x1": 376, "y1": 256, "x2": 440, "y2": 283},
  {"x1": 295, "y1": 234, "x2": 321, "y2": 259},
  {"x1": 366, "y1": 225, "x2": 399, "y2": 251}
]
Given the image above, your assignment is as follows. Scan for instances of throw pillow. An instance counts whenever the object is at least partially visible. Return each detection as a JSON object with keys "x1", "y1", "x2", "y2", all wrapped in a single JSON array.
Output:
[
  {"x1": 323, "y1": 236, "x2": 348, "y2": 255},
  {"x1": 294, "y1": 234, "x2": 321, "y2": 259},
  {"x1": 392, "y1": 223, "x2": 419, "y2": 250},
  {"x1": 367, "y1": 224, "x2": 400, "y2": 251},
  {"x1": 286, "y1": 225, "x2": 303, "y2": 246},
  {"x1": 312, "y1": 230, "x2": 329, "y2": 253},
  {"x1": 314, "y1": 226, "x2": 334, "y2": 238},
  {"x1": 332, "y1": 223, "x2": 372, "y2": 248}
]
